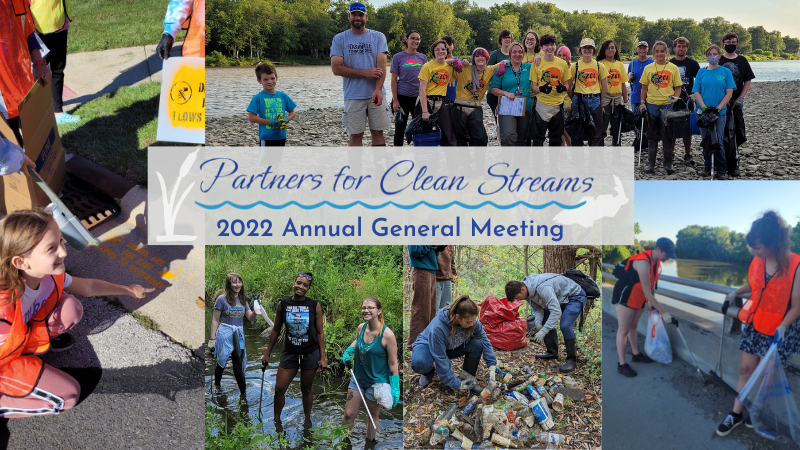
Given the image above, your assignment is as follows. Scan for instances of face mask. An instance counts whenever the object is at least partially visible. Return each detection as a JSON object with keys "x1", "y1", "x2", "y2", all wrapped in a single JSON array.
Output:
[
  {"x1": 724, "y1": 44, "x2": 737, "y2": 53},
  {"x1": 706, "y1": 55, "x2": 721, "y2": 65}
]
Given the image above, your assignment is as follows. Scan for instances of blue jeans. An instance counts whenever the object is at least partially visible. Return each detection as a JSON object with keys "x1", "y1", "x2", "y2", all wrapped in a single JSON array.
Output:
[
  {"x1": 699, "y1": 113, "x2": 727, "y2": 173},
  {"x1": 645, "y1": 103, "x2": 675, "y2": 154},
  {"x1": 542, "y1": 289, "x2": 587, "y2": 340},
  {"x1": 436, "y1": 280, "x2": 452, "y2": 310},
  {"x1": 411, "y1": 339, "x2": 483, "y2": 376}
]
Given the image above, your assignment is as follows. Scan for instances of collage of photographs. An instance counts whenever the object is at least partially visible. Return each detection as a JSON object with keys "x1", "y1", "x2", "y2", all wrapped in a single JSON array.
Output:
[{"x1": 0, "y1": 0, "x2": 798, "y2": 449}]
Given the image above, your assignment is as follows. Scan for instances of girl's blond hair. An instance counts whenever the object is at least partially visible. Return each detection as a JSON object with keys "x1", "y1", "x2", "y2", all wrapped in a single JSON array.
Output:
[
  {"x1": 362, "y1": 297, "x2": 384, "y2": 327},
  {"x1": 0, "y1": 209, "x2": 57, "y2": 307}
]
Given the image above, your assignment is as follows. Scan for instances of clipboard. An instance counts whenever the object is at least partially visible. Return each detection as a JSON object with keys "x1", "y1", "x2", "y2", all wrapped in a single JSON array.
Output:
[{"x1": 498, "y1": 96, "x2": 526, "y2": 116}]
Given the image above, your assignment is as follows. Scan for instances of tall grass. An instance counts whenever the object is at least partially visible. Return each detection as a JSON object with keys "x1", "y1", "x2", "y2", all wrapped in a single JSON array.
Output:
[{"x1": 205, "y1": 246, "x2": 403, "y2": 372}]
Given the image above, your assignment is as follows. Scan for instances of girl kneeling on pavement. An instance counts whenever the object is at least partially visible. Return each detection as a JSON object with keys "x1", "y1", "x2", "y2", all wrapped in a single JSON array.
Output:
[
  {"x1": 262, "y1": 272, "x2": 327, "y2": 424},
  {"x1": 341, "y1": 297, "x2": 400, "y2": 442},
  {"x1": 209, "y1": 272, "x2": 257, "y2": 396},
  {"x1": 411, "y1": 295, "x2": 497, "y2": 391},
  {"x1": 716, "y1": 211, "x2": 800, "y2": 437},
  {"x1": 0, "y1": 208, "x2": 152, "y2": 417}
]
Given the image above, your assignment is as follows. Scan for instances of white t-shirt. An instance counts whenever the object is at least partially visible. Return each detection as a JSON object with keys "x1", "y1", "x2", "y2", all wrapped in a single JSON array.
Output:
[{"x1": 0, "y1": 274, "x2": 73, "y2": 344}]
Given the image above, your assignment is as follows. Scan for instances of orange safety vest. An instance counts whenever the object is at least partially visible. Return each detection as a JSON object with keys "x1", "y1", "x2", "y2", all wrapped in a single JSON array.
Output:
[
  {"x1": 624, "y1": 250, "x2": 660, "y2": 308},
  {"x1": 0, "y1": 274, "x2": 64, "y2": 397},
  {"x1": 181, "y1": 0, "x2": 205, "y2": 57},
  {"x1": 0, "y1": 0, "x2": 37, "y2": 119},
  {"x1": 738, "y1": 253, "x2": 800, "y2": 336}
]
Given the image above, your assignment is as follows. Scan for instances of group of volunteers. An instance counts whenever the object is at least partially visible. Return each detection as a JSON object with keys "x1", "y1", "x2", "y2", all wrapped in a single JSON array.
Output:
[
  {"x1": 610, "y1": 211, "x2": 800, "y2": 438},
  {"x1": 208, "y1": 272, "x2": 399, "y2": 444},
  {"x1": 405, "y1": 245, "x2": 591, "y2": 397}
]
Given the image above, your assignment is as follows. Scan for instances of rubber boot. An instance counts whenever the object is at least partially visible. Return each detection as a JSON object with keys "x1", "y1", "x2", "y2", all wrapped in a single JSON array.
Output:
[
  {"x1": 663, "y1": 146, "x2": 675, "y2": 175},
  {"x1": 559, "y1": 339, "x2": 578, "y2": 373},
  {"x1": 535, "y1": 330, "x2": 559, "y2": 360},
  {"x1": 645, "y1": 146, "x2": 657, "y2": 174},
  {"x1": 460, "y1": 356, "x2": 481, "y2": 381}
]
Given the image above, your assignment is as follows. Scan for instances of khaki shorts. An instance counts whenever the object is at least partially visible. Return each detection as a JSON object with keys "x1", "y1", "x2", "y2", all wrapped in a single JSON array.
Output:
[{"x1": 343, "y1": 99, "x2": 390, "y2": 135}]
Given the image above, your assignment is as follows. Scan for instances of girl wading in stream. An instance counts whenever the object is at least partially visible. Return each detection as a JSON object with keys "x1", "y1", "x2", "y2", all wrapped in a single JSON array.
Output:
[
  {"x1": 261, "y1": 272, "x2": 327, "y2": 425},
  {"x1": 716, "y1": 211, "x2": 800, "y2": 437}
]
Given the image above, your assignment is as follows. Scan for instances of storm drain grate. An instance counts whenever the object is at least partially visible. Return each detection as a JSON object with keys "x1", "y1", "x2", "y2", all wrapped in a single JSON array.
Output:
[{"x1": 59, "y1": 173, "x2": 120, "y2": 230}]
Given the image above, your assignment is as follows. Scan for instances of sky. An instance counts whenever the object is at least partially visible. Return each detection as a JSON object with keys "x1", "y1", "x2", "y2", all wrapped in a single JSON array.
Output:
[
  {"x1": 371, "y1": 0, "x2": 800, "y2": 38},
  {"x1": 634, "y1": 181, "x2": 800, "y2": 244}
]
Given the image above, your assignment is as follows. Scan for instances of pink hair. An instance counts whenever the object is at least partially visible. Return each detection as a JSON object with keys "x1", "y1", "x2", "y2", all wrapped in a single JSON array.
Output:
[
  {"x1": 557, "y1": 46, "x2": 571, "y2": 60},
  {"x1": 471, "y1": 47, "x2": 490, "y2": 64}
]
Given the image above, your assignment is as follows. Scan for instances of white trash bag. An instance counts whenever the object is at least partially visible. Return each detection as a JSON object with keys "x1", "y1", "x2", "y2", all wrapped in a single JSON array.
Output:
[
  {"x1": 644, "y1": 309, "x2": 672, "y2": 364},
  {"x1": 737, "y1": 342, "x2": 800, "y2": 444},
  {"x1": 371, "y1": 383, "x2": 393, "y2": 409}
]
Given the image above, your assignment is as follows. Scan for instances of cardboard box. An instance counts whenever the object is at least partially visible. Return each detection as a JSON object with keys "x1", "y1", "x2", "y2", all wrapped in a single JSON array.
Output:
[{"x1": 0, "y1": 78, "x2": 66, "y2": 214}]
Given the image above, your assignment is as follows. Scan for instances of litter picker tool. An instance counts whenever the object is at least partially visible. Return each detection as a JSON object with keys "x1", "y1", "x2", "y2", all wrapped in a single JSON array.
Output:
[
  {"x1": 637, "y1": 116, "x2": 644, "y2": 168},
  {"x1": 709, "y1": 300, "x2": 738, "y2": 395},
  {"x1": 349, "y1": 367, "x2": 378, "y2": 430},
  {"x1": 253, "y1": 295, "x2": 275, "y2": 327},
  {"x1": 673, "y1": 319, "x2": 708, "y2": 385},
  {"x1": 259, "y1": 360, "x2": 267, "y2": 421}
]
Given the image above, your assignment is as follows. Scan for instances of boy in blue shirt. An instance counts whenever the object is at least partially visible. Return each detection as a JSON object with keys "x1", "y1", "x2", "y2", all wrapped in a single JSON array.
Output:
[{"x1": 246, "y1": 64, "x2": 297, "y2": 147}]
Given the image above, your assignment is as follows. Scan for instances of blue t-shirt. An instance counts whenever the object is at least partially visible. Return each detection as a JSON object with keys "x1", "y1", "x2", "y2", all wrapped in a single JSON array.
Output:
[
  {"x1": 490, "y1": 62, "x2": 533, "y2": 111},
  {"x1": 628, "y1": 57, "x2": 654, "y2": 103},
  {"x1": 331, "y1": 29, "x2": 388, "y2": 100},
  {"x1": 246, "y1": 91, "x2": 297, "y2": 141},
  {"x1": 692, "y1": 66, "x2": 735, "y2": 115}
]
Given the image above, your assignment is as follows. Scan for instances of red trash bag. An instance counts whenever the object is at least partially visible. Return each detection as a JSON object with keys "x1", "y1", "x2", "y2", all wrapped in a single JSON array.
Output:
[{"x1": 479, "y1": 295, "x2": 528, "y2": 351}]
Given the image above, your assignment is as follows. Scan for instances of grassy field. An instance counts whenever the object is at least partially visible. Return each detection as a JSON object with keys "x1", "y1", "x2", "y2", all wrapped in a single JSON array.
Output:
[{"x1": 67, "y1": 0, "x2": 186, "y2": 53}]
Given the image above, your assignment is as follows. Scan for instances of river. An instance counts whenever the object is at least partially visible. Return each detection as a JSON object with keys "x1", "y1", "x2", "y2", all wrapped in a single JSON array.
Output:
[
  {"x1": 205, "y1": 317, "x2": 403, "y2": 449},
  {"x1": 207, "y1": 59, "x2": 800, "y2": 118}
]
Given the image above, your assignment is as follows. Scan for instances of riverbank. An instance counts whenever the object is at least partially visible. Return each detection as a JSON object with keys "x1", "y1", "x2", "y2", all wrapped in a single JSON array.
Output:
[{"x1": 206, "y1": 81, "x2": 799, "y2": 180}]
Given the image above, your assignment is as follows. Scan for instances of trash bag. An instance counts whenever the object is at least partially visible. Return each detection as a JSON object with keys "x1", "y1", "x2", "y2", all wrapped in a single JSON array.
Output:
[
  {"x1": 665, "y1": 102, "x2": 693, "y2": 139},
  {"x1": 644, "y1": 310, "x2": 672, "y2": 364},
  {"x1": 696, "y1": 107, "x2": 720, "y2": 129},
  {"x1": 619, "y1": 106, "x2": 636, "y2": 133},
  {"x1": 564, "y1": 96, "x2": 595, "y2": 142},
  {"x1": 737, "y1": 342, "x2": 800, "y2": 444},
  {"x1": 479, "y1": 295, "x2": 527, "y2": 351},
  {"x1": 404, "y1": 112, "x2": 440, "y2": 144},
  {"x1": 371, "y1": 383, "x2": 393, "y2": 409},
  {"x1": 632, "y1": 107, "x2": 648, "y2": 151}
]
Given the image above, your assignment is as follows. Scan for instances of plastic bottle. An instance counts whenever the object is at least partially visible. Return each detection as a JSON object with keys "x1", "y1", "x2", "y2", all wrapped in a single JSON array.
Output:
[
  {"x1": 537, "y1": 385, "x2": 554, "y2": 404},
  {"x1": 526, "y1": 385, "x2": 542, "y2": 400},
  {"x1": 461, "y1": 395, "x2": 480, "y2": 416},
  {"x1": 534, "y1": 432, "x2": 566, "y2": 445},
  {"x1": 494, "y1": 367, "x2": 513, "y2": 382},
  {"x1": 530, "y1": 398, "x2": 555, "y2": 430},
  {"x1": 514, "y1": 375, "x2": 540, "y2": 392}
]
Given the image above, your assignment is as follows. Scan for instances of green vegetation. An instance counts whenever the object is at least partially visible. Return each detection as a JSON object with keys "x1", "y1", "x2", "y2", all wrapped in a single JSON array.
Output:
[
  {"x1": 68, "y1": 0, "x2": 186, "y2": 53},
  {"x1": 206, "y1": 0, "x2": 799, "y2": 65},
  {"x1": 205, "y1": 245, "x2": 403, "y2": 378},
  {"x1": 131, "y1": 311, "x2": 161, "y2": 332}
]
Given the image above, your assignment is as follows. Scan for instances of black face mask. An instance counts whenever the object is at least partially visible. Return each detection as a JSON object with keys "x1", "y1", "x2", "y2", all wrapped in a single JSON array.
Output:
[{"x1": 724, "y1": 44, "x2": 737, "y2": 53}]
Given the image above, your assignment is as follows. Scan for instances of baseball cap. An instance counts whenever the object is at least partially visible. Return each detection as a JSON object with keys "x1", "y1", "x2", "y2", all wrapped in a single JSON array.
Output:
[
  {"x1": 656, "y1": 237, "x2": 677, "y2": 259},
  {"x1": 579, "y1": 38, "x2": 596, "y2": 48},
  {"x1": 349, "y1": 2, "x2": 367, "y2": 14},
  {"x1": 637, "y1": 41, "x2": 649, "y2": 48}
]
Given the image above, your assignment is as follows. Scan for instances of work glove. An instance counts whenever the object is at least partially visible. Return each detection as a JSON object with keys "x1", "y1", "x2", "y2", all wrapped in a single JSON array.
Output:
[
  {"x1": 724, "y1": 291, "x2": 738, "y2": 304},
  {"x1": 390, "y1": 375, "x2": 400, "y2": 408},
  {"x1": 555, "y1": 82, "x2": 567, "y2": 93},
  {"x1": 342, "y1": 346, "x2": 355, "y2": 369},
  {"x1": 459, "y1": 378, "x2": 475, "y2": 391},
  {"x1": 661, "y1": 312, "x2": 673, "y2": 325},
  {"x1": 539, "y1": 83, "x2": 553, "y2": 94},
  {"x1": 734, "y1": 96, "x2": 745, "y2": 107},
  {"x1": 452, "y1": 58, "x2": 464, "y2": 73},
  {"x1": 156, "y1": 33, "x2": 174, "y2": 61},
  {"x1": 667, "y1": 96, "x2": 679, "y2": 104},
  {"x1": 770, "y1": 325, "x2": 787, "y2": 347},
  {"x1": 488, "y1": 365, "x2": 497, "y2": 383},
  {"x1": 639, "y1": 103, "x2": 647, "y2": 112},
  {"x1": 533, "y1": 329, "x2": 547, "y2": 344},
  {"x1": 496, "y1": 62, "x2": 507, "y2": 76},
  {"x1": 207, "y1": 339, "x2": 215, "y2": 350}
]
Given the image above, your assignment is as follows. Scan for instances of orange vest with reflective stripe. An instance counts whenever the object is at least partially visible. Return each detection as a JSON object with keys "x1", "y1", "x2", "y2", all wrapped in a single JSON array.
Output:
[
  {"x1": 181, "y1": 0, "x2": 204, "y2": 57},
  {"x1": 738, "y1": 253, "x2": 800, "y2": 336},
  {"x1": 0, "y1": 274, "x2": 65, "y2": 397},
  {"x1": 0, "y1": 0, "x2": 37, "y2": 119},
  {"x1": 624, "y1": 250, "x2": 660, "y2": 308}
]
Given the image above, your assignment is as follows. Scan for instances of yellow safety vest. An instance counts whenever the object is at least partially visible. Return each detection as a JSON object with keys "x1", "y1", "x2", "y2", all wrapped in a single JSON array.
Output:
[{"x1": 30, "y1": 0, "x2": 70, "y2": 35}]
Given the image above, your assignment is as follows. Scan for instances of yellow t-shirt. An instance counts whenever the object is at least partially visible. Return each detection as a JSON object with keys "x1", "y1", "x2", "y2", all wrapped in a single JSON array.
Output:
[
  {"x1": 522, "y1": 50, "x2": 544, "y2": 64},
  {"x1": 569, "y1": 59, "x2": 609, "y2": 95},
  {"x1": 599, "y1": 59, "x2": 629, "y2": 95},
  {"x1": 418, "y1": 61, "x2": 454, "y2": 97},
  {"x1": 640, "y1": 61, "x2": 682, "y2": 105},
  {"x1": 529, "y1": 57, "x2": 572, "y2": 106},
  {"x1": 454, "y1": 64, "x2": 499, "y2": 102}
]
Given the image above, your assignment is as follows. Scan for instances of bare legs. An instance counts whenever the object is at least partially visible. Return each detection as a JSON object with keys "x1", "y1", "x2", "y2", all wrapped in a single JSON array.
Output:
[
  {"x1": 273, "y1": 366, "x2": 317, "y2": 422},
  {"x1": 615, "y1": 304, "x2": 646, "y2": 365},
  {"x1": 732, "y1": 352, "x2": 761, "y2": 413},
  {"x1": 342, "y1": 388, "x2": 381, "y2": 440}
]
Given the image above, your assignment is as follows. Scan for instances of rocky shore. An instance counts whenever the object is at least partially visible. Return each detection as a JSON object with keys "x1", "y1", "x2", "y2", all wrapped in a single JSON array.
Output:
[{"x1": 207, "y1": 82, "x2": 799, "y2": 180}]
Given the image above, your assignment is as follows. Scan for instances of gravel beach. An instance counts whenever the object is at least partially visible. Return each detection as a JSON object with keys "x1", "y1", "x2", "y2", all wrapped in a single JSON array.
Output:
[{"x1": 207, "y1": 81, "x2": 799, "y2": 180}]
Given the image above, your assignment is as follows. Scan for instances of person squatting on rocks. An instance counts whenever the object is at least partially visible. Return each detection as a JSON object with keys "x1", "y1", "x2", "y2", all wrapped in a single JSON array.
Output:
[
  {"x1": 390, "y1": 30, "x2": 426, "y2": 147},
  {"x1": 411, "y1": 295, "x2": 497, "y2": 390},
  {"x1": 0, "y1": 208, "x2": 153, "y2": 417},
  {"x1": 639, "y1": 41, "x2": 682, "y2": 175},
  {"x1": 261, "y1": 273, "x2": 327, "y2": 424},
  {"x1": 505, "y1": 273, "x2": 588, "y2": 373},
  {"x1": 716, "y1": 211, "x2": 800, "y2": 437},
  {"x1": 209, "y1": 272, "x2": 257, "y2": 396},
  {"x1": 719, "y1": 32, "x2": 755, "y2": 177},
  {"x1": 610, "y1": 238, "x2": 677, "y2": 377}
]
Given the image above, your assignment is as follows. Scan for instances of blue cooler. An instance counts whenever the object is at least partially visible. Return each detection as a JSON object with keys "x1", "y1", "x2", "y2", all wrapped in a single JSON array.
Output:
[{"x1": 413, "y1": 130, "x2": 441, "y2": 146}]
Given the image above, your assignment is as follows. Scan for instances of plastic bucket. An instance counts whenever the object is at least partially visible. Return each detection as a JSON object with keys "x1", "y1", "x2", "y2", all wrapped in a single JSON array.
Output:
[
  {"x1": 45, "y1": 203, "x2": 98, "y2": 250},
  {"x1": 689, "y1": 111, "x2": 701, "y2": 135},
  {"x1": 413, "y1": 130, "x2": 441, "y2": 146}
]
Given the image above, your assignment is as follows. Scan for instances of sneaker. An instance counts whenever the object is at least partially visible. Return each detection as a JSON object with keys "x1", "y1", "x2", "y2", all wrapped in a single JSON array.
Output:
[
  {"x1": 419, "y1": 372, "x2": 434, "y2": 387},
  {"x1": 683, "y1": 154, "x2": 695, "y2": 164},
  {"x1": 731, "y1": 167, "x2": 740, "y2": 177},
  {"x1": 631, "y1": 352, "x2": 654, "y2": 363},
  {"x1": 49, "y1": 332, "x2": 75, "y2": 352},
  {"x1": 715, "y1": 172, "x2": 728, "y2": 180},
  {"x1": 702, "y1": 169, "x2": 712, "y2": 177},
  {"x1": 617, "y1": 363, "x2": 637, "y2": 377},
  {"x1": 745, "y1": 416, "x2": 753, "y2": 428},
  {"x1": 55, "y1": 112, "x2": 81, "y2": 125},
  {"x1": 716, "y1": 413, "x2": 743, "y2": 436}
]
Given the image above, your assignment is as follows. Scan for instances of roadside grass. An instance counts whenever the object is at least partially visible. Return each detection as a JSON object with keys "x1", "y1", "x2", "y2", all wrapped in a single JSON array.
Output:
[{"x1": 68, "y1": 0, "x2": 186, "y2": 53}]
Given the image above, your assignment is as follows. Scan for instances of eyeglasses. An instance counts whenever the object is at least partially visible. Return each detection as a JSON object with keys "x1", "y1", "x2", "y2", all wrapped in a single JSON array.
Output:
[
  {"x1": 407, "y1": 37, "x2": 420, "y2": 41},
  {"x1": 361, "y1": 307, "x2": 378, "y2": 311},
  {"x1": 297, "y1": 272, "x2": 313, "y2": 281}
]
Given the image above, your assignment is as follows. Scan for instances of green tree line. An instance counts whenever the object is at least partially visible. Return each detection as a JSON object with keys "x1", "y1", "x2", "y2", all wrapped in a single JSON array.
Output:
[{"x1": 206, "y1": 0, "x2": 800, "y2": 64}]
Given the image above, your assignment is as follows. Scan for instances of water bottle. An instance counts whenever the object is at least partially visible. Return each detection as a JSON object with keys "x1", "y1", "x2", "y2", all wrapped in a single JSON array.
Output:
[
  {"x1": 534, "y1": 432, "x2": 565, "y2": 445},
  {"x1": 526, "y1": 385, "x2": 542, "y2": 400},
  {"x1": 494, "y1": 367, "x2": 513, "y2": 382},
  {"x1": 537, "y1": 385, "x2": 554, "y2": 404},
  {"x1": 461, "y1": 395, "x2": 480, "y2": 416}
]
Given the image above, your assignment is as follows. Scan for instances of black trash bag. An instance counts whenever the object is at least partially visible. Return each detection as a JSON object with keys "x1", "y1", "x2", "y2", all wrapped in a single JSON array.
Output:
[
  {"x1": 404, "y1": 112, "x2": 440, "y2": 144},
  {"x1": 632, "y1": 106, "x2": 648, "y2": 151},
  {"x1": 696, "y1": 107, "x2": 720, "y2": 129},
  {"x1": 619, "y1": 106, "x2": 636, "y2": 133},
  {"x1": 669, "y1": 100, "x2": 693, "y2": 139},
  {"x1": 565, "y1": 96, "x2": 595, "y2": 142}
]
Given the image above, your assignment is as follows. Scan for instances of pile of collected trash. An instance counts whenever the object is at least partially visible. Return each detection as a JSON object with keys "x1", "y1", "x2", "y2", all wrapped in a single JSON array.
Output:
[{"x1": 418, "y1": 366, "x2": 586, "y2": 449}]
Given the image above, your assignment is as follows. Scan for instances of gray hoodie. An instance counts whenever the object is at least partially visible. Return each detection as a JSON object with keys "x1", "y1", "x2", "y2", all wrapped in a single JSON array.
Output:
[{"x1": 523, "y1": 273, "x2": 582, "y2": 333}]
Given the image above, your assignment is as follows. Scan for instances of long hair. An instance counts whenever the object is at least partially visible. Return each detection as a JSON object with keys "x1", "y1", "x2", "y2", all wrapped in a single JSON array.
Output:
[
  {"x1": 223, "y1": 272, "x2": 246, "y2": 308},
  {"x1": 447, "y1": 295, "x2": 479, "y2": 343},
  {"x1": 523, "y1": 30, "x2": 541, "y2": 54},
  {"x1": 746, "y1": 211, "x2": 792, "y2": 276},
  {"x1": 0, "y1": 209, "x2": 56, "y2": 307},
  {"x1": 363, "y1": 297, "x2": 384, "y2": 327},
  {"x1": 402, "y1": 30, "x2": 419, "y2": 49},
  {"x1": 597, "y1": 40, "x2": 620, "y2": 62}
]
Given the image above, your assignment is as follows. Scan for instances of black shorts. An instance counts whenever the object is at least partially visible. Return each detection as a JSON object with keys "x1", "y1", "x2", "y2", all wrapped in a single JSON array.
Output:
[{"x1": 279, "y1": 348, "x2": 320, "y2": 370}]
